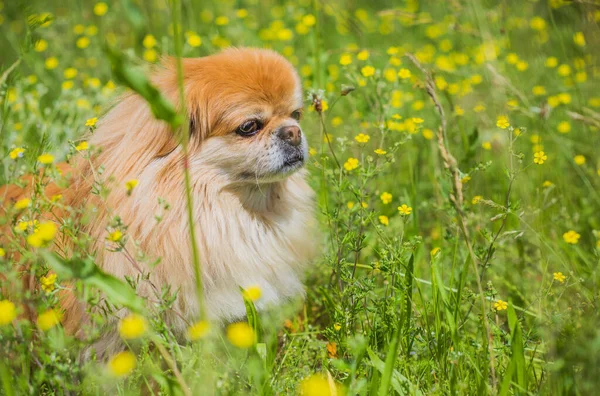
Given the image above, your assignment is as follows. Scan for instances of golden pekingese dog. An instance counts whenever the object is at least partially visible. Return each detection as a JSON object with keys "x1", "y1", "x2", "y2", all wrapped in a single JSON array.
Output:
[{"x1": 2, "y1": 47, "x2": 317, "y2": 356}]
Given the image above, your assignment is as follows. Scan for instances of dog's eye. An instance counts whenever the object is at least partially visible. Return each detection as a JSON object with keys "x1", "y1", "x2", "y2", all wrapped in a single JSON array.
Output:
[
  {"x1": 237, "y1": 120, "x2": 262, "y2": 136},
  {"x1": 291, "y1": 110, "x2": 302, "y2": 121}
]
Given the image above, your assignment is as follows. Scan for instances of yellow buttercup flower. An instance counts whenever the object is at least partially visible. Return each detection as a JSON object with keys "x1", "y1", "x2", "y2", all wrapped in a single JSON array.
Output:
[
  {"x1": 397, "y1": 68, "x2": 411, "y2": 79},
  {"x1": 187, "y1": 320, "x2": 211, "y2": 340},
  {"x1": 493, "y1": 300, "x2": 508, "y2": 311},
  {"x1": 398, "y1": 204, "x2": 412, "y2": 215},
  {"x1": 14, "y1": 198, "x2": 31, "y2": 210},
  {"x1": 226, "y1": 322, "x2": 256, "y2": 348},
  {"x1": 533, "y1": 151, "x2": 547, "y2": 165},
  {"x1": 339, "y1": 53, "x2": 352, "y2": 66},
  {"x1": 125, "y1": 179, "x2": 139, "y2": 194},
  {"x1": 472, "y1": 195, "x2": 483, "y2": 204},
  {"x1": 355, "y1": 133, "x2": 370, "y2": 143},
  {"x1": 242, "y1": 285, "x2": 262, "y2": 301},
  {"x1": 563, "y1": 230, "x2": 580, "y2": 244},
  {"x1": 300, "y1": 374, "x2": 344, "y2": 396},
  {"x1": 378, "y1": 215, "x2": 389, "y2": 226},
  {"x1": 93, "y1": 2, "x2": 108, "y2": 16},
  {"x1": 0, "y1": 300, "x2": 17, "y2": 326},
  {"x1": 557, "y1": 121, "x2": 570, "y2": 134},
  {"x1": 75, "y1": 141, "x2": 89, "y2": 151},
  {"x1": 85, "y1": 117, "x2": 98, "y2": 127},
  {"x1": 573, "y1": 32, "x2": 585, "y2": 47},
  {"x1": 108, "y1": 230, "x2": 123, "y2": 242},
  {"x1": 187, "y1": 34, "x2": 202, "y2": 47},
  {"x1": 27, "y1": 222, "x2": 57, "y2": 248},
  {"x1": 496, "y1": 115, "x2": 510, "y2": 129},
  {"x1": 361, "y1": 65, "x2": 375, "y2": 77},
  {"x1": 40, "y1": 273, "x2": 57, "y2": 293},
  {"x1": 45, "y1": 57, "x2": 58, "y2": 70},
  {"x1": 553, "y1": 272, "x2": 566, "y2": 283},
  {"x1": 108, "y1": 351, "x2": 136, "y2": 377},
  {"x1": 574, "y1": 155, "x2": 585, "y2": 165},
  {"x1": 119, "y1": 314, "x2": 148, "y2": 339},
  {"x1": 9, "y1": 147, "x2": 25, "y2": 160},
  {"x1": 374, "y1": 148, "x2": 386, "y2": 155},
  {"x1": 38, "y1": 153, "x2": 54, "y2": 164},
  {"x1": 37, "y1": 309, "x2": 62, "y2": 330},
  {"x1": 343, "y1": 158, "x2": 359, "y2": 171},
  {"x1": 143, "y1": 34, "x2": 157, "y2": 48},
  {"x1": 380, "y1": 192, "x2": 392, "y2": 204}
]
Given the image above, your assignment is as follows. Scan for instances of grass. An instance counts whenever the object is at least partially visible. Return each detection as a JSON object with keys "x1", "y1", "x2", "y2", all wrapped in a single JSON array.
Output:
[{"x1": 1, "y1": 0, "x2": 600, "y2": 394}]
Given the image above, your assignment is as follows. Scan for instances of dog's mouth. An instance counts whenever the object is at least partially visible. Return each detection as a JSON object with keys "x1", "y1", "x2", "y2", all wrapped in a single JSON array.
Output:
[{"x1": 282, "y1": 153, "x2": 305, "y2": 168}]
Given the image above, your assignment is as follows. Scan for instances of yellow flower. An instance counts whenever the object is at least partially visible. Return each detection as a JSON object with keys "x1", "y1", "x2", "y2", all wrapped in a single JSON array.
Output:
[
  {"x1": 493, "y1": 300, "x2": 508, "y2": 311},
  {"x1": 339, "y1": 53, "x2": 352, "y2": 66},
  {"x1": 37, "y1": 309, "x2": 62, "y2": 330},
  {"x1": 333, "y1": 323, "x2": 341, "y2": 331},
  {"x1": 472, "y1": 195, "x2": 483, "y2": 204},
  {"x1": 574, "y1": 155, "x2": 585, "y2": 165},
  {"x1": 355, "y1": 133, "x2": 370, "y2": 143},
  {"x1": 108, "y1": 230, "x2": 123, "y2": 242},
  {"x1": 530, "y1": 16, "x2": 546, "y2": 31},
  {"x1": 422, "y1": 128, "x2": 434, "y2": 140},
  {"x1": 40, "y1": 273, "x2": 57, "y2": 293},
  {"x1": 27, "y1": 222, "x2": 57, "y2": 248},
  {"x1": 119, "y1": 314, "x2": 148, "y2": 339},
  {"x1": 0, "y1": 300, "x2": 17, "y2": 326},
  {"x1": 397, "y1": 68, "x2": 411, "y2": 79},
  {"x1": 0, "y1": 248, "x2": 4, "y2": 257},
  {"x1": 532, "y1": 86, "x2": 546, "y2": 96},
  {"x1": 357, "y1": 50, "x2": 369, "y2": 61},
  {"x1": 347, "y1": 202, "x2": 355, "y2": 210},
  {"x1": 226, "y1": 322, "x2": 256, "y2": 348},
  {"x1": 215, "y1": 16, "x2": 229, "y2": 26},
  {"x1": 412, "y1": 117, "x2": 424, "y2": 124},
  {"x1": 75, "y1": 141, "x2": 89, "y2": 151},
  {"x1": 108, "y1": 351, "x2": 136, "y2": 377},
  {"x1": 45, "y1": 57, "x2": 59, "y2": 70},
  {"x1": 543, "y1": 180, "x2": 553, "y2": 188},
  {"x1": 186, "y1": 33, "x2": 202, "y2": 48},
  {"x1": 37, "y1": 153, "x2": 54, "y2": 165},
  {"x1": 35, "y1": 39, "x2": 48, "y2": 52},
  {"x1": 63, "y1": 67, "x2": 78, "y2": 79},
  {"x1": 187, "y1": 320, "x2": 210, "y2": 340},
  {"x1": 76, "y1": 36, "x2": 90, "y2": 49},
  {"x1": 144, "y1": 49, "x2": 158, "y2": 62},
  {"x1": 125, "y1": 179, "x2": 139, "y2": 194},
  {"x1": 557, "y1": 121, "x2": 570, "y2": 134},
  {"x1": 573, "y1": 32, "x2": 585, "y2": 47},
  {"x1": 461, "y1": 175, "x2": 471, "y2": 184},
  {"x1": 93, "y1": 2, "x2": 108, "y2": 16},
  {"x1": 361, "y1": 65, "x2": 375, "y2": 77},
  {"x1": 563, "y1": 230, "x2": 580, "y2": 244},
  {"x1": 378, "y1": 215, "x2": 389, "y2": 226},
  {"x1": 9, "y1": 147, "x2": 25, "y2": 160},
  {"x1": 553, "y1": 272, "x2": 566, "y2": 283},
  {"x1": 85, "y1": 117, "x2": 98, "y2": 127},
  {"x1": 143, "y1": 34, "x2": 157, "y2": 49},
  {"x1": 302, "y1": 14, "x2": 316, "y2": 26},
  {"x1": 242, "y1": 285, "x2": 262, "y2": 301},
  {"x1": 557, "y1": 64, "x2": 571, "y2": 77},
  {"x1": 482, "y1": 141, "x2": 492, "y2": 150},
  {"x1": 533, "y1": 151, "x2": 547, "y2": 165},
  {"x1": 300, "y1": 374, "x2": 344, "y2": 396},
  {"x1": 380, "y1": 192, "x2": 392, "y2": 204},
  {"x1": 374, "y1": 148, "x2": 387, "y2": 155},
  {"x1": 545, "y1": 57, "x2": 558, "y2": 68},
  {"x1": 496, "y1": 115, "x2": 510, "y2": 129},
  {"x1": 398, "y1": 204, "x2": 412, "y2": 215},
  {"x1": 14, "y1": 198, "x2": 31, "y2": 210},
  {"x1": 343, "y1": 158, "x2": 359, "y2": 171},
  {"x1": 430, "y1": 247, "x2": 441, "y2": 256}
]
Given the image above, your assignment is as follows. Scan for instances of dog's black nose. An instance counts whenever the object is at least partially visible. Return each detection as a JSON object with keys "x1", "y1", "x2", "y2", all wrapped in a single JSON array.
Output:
[{"x1": 277, "y1": 126, "x2": 302, "y2": 147}]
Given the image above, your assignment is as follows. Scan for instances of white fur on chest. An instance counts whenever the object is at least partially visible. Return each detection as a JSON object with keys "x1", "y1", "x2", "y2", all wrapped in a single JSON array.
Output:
[{"x1": 191, "y1": 173, "x2": 315, "y2": 322}]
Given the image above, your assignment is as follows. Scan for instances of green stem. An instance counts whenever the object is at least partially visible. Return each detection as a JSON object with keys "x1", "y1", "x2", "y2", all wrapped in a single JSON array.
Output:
[{"x1": 170, "y1": 0, "x2": 205, "y2": 320}]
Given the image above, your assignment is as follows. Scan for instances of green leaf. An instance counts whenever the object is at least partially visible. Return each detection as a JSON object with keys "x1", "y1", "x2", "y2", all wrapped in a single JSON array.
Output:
[
  {"x1": 507, "y1": 300, "x2": 527, "y2": 390},
  {"x1": 240, "y1": 287, "x2": 263, "y2": 342},
  {"x1": 367, "y1": 348, "x2": 422, "y2": 396},
  {"x1": 42, "y1": 251, "x2": 146, "y2": 313},
  {"x1": 104, "y1": 46, "x2": 182, "y2": 128}
]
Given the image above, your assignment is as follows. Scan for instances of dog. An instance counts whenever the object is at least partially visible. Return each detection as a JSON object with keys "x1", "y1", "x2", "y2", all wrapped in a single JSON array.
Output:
[{"x1": 2, "y1": 47, "x2": 317, "y2": 356}]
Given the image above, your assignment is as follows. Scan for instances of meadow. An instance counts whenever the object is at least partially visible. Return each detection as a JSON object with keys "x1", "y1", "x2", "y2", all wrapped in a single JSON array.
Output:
[{"x1": 1, "y1": 0, "x2": 599, "y2": 394}]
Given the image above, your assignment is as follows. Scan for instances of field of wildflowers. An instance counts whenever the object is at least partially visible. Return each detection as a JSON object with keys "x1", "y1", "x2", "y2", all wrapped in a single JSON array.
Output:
[{"x1": 1, "y1": 0, "x2": 600, "y2": 394}]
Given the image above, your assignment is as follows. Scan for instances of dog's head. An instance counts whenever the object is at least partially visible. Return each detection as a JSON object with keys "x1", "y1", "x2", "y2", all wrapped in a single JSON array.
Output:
[{"x1": 175, "y1": 48, "x2": 307, "y2": 183}]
